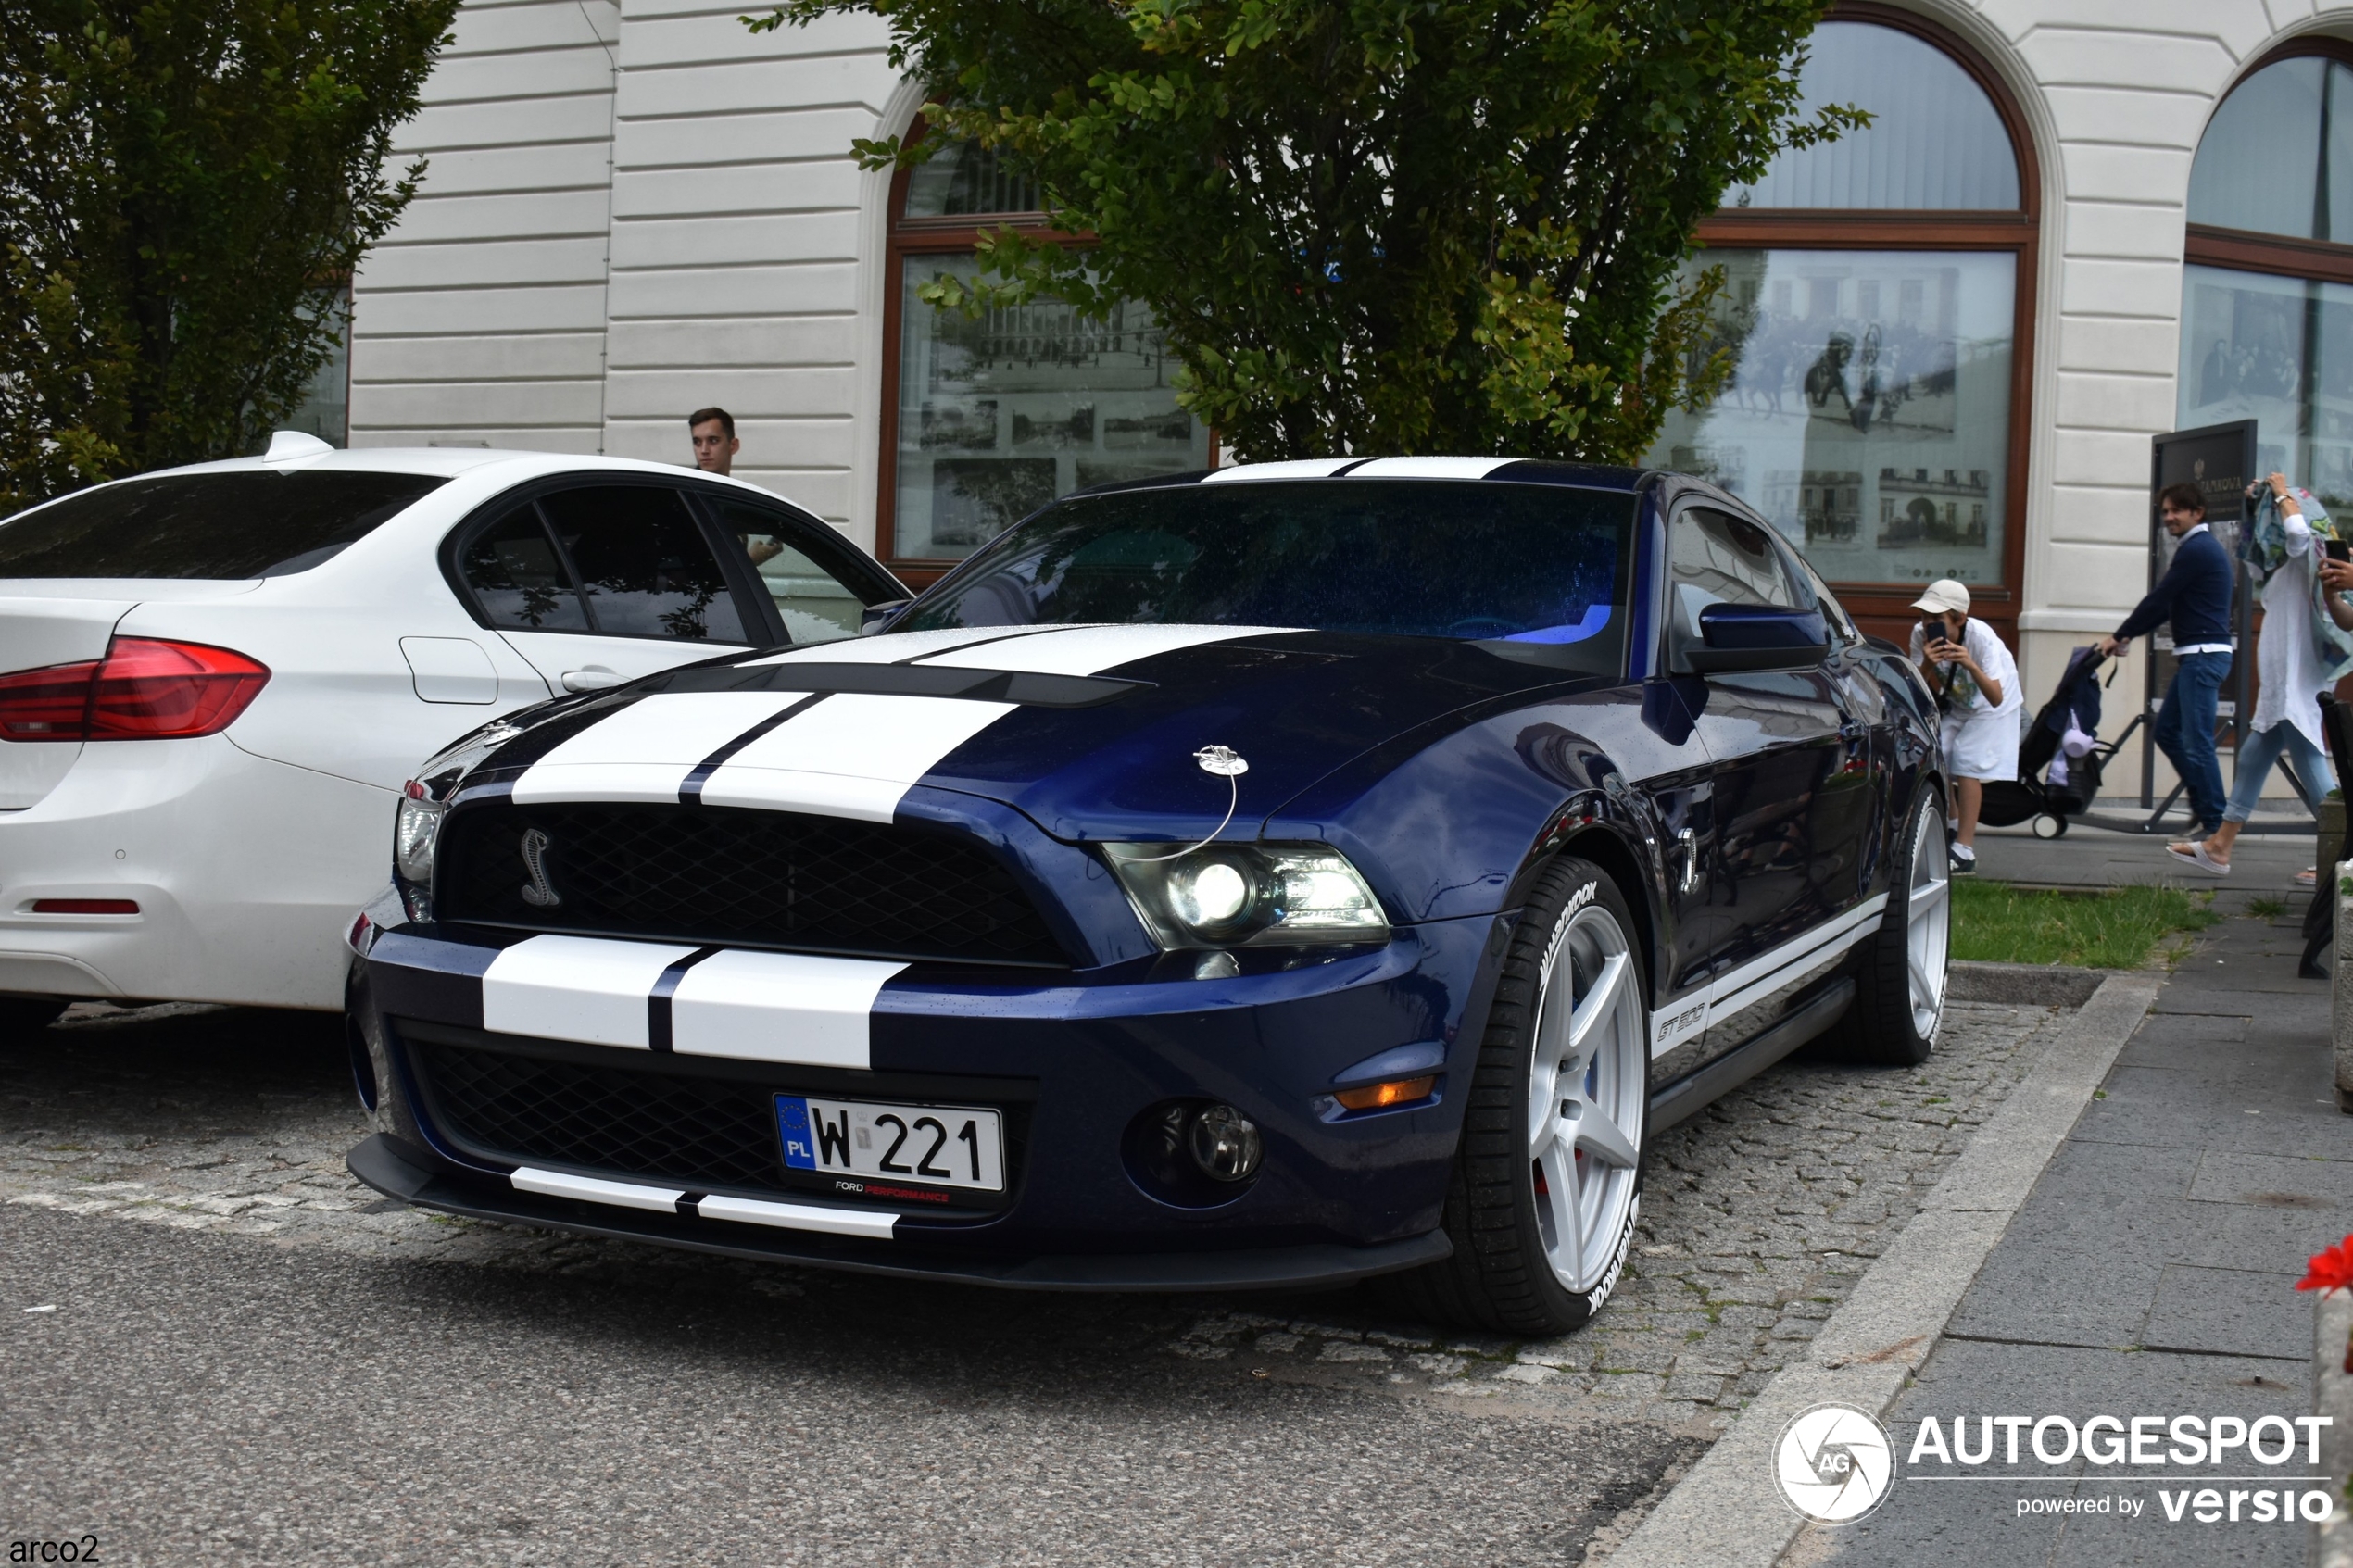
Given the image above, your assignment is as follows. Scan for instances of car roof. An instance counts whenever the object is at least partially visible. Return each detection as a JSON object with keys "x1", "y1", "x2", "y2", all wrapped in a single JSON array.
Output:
[
  {"x1": 1065, "y1": 456, "x2": 1653, "y2": 500},
  {"x1": 114, "y1": 446, "x2": 790, "y2": 503}
]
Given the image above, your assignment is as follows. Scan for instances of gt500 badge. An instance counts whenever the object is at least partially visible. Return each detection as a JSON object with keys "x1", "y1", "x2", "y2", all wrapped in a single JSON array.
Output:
[{"x1": 1654, "y1": 999, "x2": 1706, "y2": 1052}]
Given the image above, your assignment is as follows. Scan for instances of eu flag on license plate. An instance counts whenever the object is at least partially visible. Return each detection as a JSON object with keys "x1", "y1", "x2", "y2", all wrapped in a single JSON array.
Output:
[{"x1": 775, "y1": 1095, "x2": 817, "y2": 1171}]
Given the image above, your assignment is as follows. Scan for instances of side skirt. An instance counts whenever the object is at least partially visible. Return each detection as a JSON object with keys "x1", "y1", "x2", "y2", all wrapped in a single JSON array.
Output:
[{"x1": 1646, "y1": 976, "x2": 1856, "y2": 1134}]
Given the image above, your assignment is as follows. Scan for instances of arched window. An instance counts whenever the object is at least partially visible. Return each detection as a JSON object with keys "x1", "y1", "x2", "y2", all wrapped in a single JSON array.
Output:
[
  {"x1": 2179, "y1": 48, "x2": 2353, "y2": 502},
  {"x1": 1645, "y1": 8, "x2": 2037, "y2": 645},
  {"x1": 879, "y1": 139, "x2": 1211, "y2": 575}
]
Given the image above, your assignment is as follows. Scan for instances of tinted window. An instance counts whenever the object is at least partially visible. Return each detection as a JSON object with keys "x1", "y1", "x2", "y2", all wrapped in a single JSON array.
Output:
[
  {"x1": 902, "y1": 480, "x2": 1635, "y2": 671},
  {"x1": 705, "y1": 496, "x2": 874, "y2": 643},
  {"x1": 537, "y1": 486, "x2": 748, "y2": 643},
  {"x1": 0, "y1": 471, "x2": 447, "y2": 579},
  {"x1": 1668, "y1": 507, "x2": 1801, "y2": 641},
  {"x1": 461, "y1": 503, "x2": 589, "y2": 631}
]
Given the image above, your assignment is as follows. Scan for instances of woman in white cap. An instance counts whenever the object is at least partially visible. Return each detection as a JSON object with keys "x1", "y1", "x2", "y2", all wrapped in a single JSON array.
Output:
[{"x1": 1908, "y1": 579, "x2": 2021, "y2": 874}]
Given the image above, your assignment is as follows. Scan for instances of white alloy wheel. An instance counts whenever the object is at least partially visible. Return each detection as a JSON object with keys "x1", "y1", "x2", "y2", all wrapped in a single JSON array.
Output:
[
  {"x1": 1906, "y1": 807, "x2": 1951, "y2": 1043},
  {"x1": 1527, "y1": 899, "x2": 1648, "y2": 1294}
]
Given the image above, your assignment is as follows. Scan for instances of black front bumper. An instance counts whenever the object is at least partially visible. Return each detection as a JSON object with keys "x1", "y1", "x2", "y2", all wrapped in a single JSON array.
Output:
[{"x1": 349, "y1": 1133, "x2": 1451, "y2": 1292}]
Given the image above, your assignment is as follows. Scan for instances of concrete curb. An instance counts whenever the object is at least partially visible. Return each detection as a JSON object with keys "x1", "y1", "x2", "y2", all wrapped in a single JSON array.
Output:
[{"x1": 1603, "y1": 972, "x2": 2164, "y2": 1568}]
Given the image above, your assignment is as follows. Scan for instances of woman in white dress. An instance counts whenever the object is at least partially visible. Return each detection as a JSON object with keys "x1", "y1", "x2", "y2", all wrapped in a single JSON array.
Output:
[
  {"x1": 2169, "y1": 472, "x2": 2353, "y2": 876},
  {"x1": 1908, "y1": 579, "x2": 2021, "y2": 875}
]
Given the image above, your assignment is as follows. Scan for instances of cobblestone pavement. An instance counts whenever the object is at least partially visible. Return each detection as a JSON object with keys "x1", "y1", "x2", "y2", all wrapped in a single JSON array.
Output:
[{"x1": 1, "y1": 997, "x2": 2067, "y2": 1431}]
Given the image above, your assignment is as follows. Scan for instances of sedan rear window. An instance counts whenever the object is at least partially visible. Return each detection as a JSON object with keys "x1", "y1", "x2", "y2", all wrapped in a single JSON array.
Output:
[{"x1": 0, "y1": 471, "x2": 448, "y2": 579}]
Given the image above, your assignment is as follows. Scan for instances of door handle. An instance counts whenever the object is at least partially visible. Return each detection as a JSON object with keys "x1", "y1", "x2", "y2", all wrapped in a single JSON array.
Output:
[{"x1": 560, "y1": 666, "x2": 622, "y2": 692}]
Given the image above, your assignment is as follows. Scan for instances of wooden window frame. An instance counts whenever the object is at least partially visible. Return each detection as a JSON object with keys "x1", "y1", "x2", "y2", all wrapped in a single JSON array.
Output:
[{"x1": 1688, "y1": 3, "x2": 2040, "y2": 648}]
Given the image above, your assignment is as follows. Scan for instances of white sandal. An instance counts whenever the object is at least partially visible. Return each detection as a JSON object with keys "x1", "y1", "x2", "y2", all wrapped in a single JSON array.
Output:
[{"x1": 2164, "y1": 841, "x2": 2231, "y2": 876}]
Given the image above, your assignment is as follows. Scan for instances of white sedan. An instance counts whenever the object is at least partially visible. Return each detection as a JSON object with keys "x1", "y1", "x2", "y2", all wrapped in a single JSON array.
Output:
[{"x1": 0, "y1": 433, "x2": 905, "y2": 1032}]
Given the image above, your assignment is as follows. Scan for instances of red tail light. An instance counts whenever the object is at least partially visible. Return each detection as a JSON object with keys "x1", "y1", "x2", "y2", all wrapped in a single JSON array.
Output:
[{"x1": 0, "y1": 638, "x2": 270, "y2": 742}]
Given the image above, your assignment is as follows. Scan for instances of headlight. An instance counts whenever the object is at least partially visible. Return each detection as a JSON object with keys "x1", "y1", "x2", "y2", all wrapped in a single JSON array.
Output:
[
  {"x1": 1103, "y1": 843, "x2": 1389, "y2": 949},
  {"x1": 394, "y1": 783, "x2": 445, "y2": 885}
]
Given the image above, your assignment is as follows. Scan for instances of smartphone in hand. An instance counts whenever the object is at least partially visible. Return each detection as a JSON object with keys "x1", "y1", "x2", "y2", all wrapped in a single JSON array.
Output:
[{"x1": 2326, "y1": 538, "x2": 2350, "y2": 564}]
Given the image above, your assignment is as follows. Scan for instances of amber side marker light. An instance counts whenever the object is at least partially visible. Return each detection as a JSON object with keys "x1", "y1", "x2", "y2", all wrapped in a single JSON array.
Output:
[
  {"x1": 1332, "y1": 1074, "x2": 1437, "y2": 1112},
  {"x1": 32, "y1": 899, "x2": 139, "y2": 915}
]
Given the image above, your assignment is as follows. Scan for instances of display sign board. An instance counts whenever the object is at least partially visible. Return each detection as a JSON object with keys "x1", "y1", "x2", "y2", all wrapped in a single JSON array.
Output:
[{"x1": 2143, "y1": 420, "x2": 2258, "y2": 805}]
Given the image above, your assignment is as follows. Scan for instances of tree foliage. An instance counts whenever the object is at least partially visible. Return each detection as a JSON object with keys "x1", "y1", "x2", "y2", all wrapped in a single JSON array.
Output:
[
  {"x1": 0, "y1": 0, "x2": 459, "y2": 511},
  {"x1": 753, "y1": 0, "x2": 1856, "y2": 463}
]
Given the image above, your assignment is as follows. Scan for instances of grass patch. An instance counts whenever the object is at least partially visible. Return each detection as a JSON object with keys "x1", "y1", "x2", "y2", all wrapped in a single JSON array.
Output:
[
  {"x1": 1952, "y1": 881, "x2": 2221, "y2": 968},
  {"x1": 2248, "y1": 896, "x2": 2289, "y2": 920}
]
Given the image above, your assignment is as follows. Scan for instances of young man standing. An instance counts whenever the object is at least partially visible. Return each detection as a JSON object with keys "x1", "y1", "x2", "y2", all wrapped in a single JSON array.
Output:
[
  {"x1": 689, "y1": 407, "x2": 738, "y2": 476},
  {"x1": 2096, "y1": 482, "x2": 2236, "y2": 846}
]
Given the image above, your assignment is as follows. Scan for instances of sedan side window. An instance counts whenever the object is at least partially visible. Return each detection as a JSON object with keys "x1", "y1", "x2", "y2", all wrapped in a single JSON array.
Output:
[
  {"x1": 460, "y1": 502, "x2": 591, "y2": 631},
  {"x1": 702, "y1": 495, "x2": 873, "y2": 643},
  {"x1": 536, "y1": 486, "x2": 749, "y2": 644},
  {"x1": 1667, "y1": 506, "x2": 1801, "y2": 645}
]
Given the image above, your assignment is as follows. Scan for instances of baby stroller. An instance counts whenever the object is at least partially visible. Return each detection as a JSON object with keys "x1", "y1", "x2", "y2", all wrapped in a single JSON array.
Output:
[{"x1": 1975, "y1": 645, "x2": 2119, "y2": 839}]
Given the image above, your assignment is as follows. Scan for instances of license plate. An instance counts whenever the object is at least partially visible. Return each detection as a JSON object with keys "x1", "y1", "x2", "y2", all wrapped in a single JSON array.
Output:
[{"x1": 774, "y1": 1094, "x2": 1005, "y2": 1195}]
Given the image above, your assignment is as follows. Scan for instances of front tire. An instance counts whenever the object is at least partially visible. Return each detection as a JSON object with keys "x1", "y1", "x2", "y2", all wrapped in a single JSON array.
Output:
[
  {"x1": 1829, "y1": 789, "x2": 1950, "y2": 1065},
  {"x1": 1394, "y1": 857, "x2": 1648, "y2": 1336}
]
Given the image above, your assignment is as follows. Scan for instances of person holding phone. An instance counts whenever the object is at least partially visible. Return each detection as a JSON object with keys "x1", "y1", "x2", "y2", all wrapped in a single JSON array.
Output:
[
  {"x1": 1908, "y1": 579, "x2": 2020, "y2": 874},
  {"x1": 2167, "y1": 472, "x2": 2353, "y2": 876}
]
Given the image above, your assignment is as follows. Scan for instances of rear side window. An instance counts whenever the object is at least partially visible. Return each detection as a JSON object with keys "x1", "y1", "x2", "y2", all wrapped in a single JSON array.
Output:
[
  {"x1": 0, "y1": 471, "x2": 447, "y2": 578},
  {"x1": 461, "y1": 503, "x2": 590, "y2": 631},
  {"x1": 703, "y1": 495, "x2": 876, "y2": 642},
  {"x1": 459, "y1": 485, "x2": 749, "y2": 644}
]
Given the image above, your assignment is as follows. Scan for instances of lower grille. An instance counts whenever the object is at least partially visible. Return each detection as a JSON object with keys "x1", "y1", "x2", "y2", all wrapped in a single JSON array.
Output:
[
  {"x1": 416, "y1": 1040, "x2": 790, "y2": 1195},
  {"x1": 434, "y1": 802, "x2": 1068, "y2": 966},
  {"x1": 406, "y1": 1035, "x2": 1025, "y2": 1210}
]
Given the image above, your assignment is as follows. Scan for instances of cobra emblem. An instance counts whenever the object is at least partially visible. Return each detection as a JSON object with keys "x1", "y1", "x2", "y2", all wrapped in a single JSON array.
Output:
[{"x1": 518, "y1": 827, "x2": 561, "y2": 908}]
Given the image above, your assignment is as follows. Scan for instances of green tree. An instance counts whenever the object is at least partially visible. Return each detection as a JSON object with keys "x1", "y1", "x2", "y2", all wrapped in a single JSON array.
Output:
[
  {"x1": 753, "y1": 0, "x2": 1856, "y2": 462},
  {"x1": 0, "y1": 0, "x2": 459, "y2": 511}
]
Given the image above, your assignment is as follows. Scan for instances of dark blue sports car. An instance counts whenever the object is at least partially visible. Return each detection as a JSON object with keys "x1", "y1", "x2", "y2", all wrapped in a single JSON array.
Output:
[{"x1": 346, "y1": 458, "x2": 1949, "y2": 1335}]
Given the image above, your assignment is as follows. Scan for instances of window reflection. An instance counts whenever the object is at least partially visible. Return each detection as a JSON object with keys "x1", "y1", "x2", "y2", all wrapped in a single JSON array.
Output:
[
  {"x1": 893, "y1": 253, "x2": 1210, "y2": 559},
  {"x1": 1725, "y1": 21, "x2": 2019, "y2": 211},
  {"x1": 1645, "y1": 249, "x2": 2015, "y2": 586},
  {"x1": 2179, "y1": 264, "x2": 2353, "y2": 509},
  {"x1": 2188, "y1": 57, "x2": 2353, "y2": 241}
]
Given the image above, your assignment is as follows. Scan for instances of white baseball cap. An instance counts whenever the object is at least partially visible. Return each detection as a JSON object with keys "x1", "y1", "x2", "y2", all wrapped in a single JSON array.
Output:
[{"x1": 1910, "y1": 580, "x2": 1970, "y2": 616}]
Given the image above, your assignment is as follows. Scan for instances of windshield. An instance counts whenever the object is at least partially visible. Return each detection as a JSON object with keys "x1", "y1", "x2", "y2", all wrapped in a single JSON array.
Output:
[
  {"x1": 901, "y1": 480, "x2": 1636, "y2": 670},
  {"x1": 0, "y1": 470, "x2": 448, "y2": 579}
]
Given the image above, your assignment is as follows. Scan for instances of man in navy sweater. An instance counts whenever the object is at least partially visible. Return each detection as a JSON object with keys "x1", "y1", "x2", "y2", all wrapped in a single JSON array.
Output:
[{"x1": 2097, "y1": 482, "x2": 2237, "y2": 838}]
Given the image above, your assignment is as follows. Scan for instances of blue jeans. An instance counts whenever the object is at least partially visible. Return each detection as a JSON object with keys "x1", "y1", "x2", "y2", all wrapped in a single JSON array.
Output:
[
  {"x1": 2224, "y1": 721, "x2": 2335, "y2": 824},
  {"x1": 2155, "y1": 650, "x2": 2231, "y2": 834}
]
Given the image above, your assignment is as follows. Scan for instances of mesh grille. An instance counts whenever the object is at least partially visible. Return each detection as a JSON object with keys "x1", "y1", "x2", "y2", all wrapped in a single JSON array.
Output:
[
  {"x1": 417, "y1": 1041, "x2": 791, "y2": 1193},
  {"x1": 435, "y1": 802, "x2": 1065, "y2": 965}
]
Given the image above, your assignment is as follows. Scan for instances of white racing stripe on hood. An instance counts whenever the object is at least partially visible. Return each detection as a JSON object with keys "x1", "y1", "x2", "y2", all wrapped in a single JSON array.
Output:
[
  {"x1": 741, "y1": 625, "x2": 1085, "y2": 667},
  {"x1": 693, "y1": 623, "x2": 1297, "y2": 822},
  {"x1": 669, "y1": 948, "x2": 906, "y2": 1069},
  {"x1": 510, "y1": 692, "x2": 809, "y2": 805},
  {"x1": 483, "y1": 935, "x2": 699, "y2": 1049},
  {"x1": 697, "y1": 693, "x2": 1016, "y2": 822}
]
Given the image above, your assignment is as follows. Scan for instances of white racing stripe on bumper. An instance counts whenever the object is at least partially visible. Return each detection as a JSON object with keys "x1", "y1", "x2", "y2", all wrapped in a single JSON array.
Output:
[
  {"x1": 510, "y1": 1166, "x2": 686, "y2": 1212},
  {"x1": 696, "y1": 1193, "x2": 899, "y2": 1239},
  {"x1": 508, "y1": 1167, "x2": 900, "y2": 1239},
  {"x1": 669, "y1": 948, "x2": 906, "y2": 1069},
  {"x1": 482, "y1": 935, "x2": 698, "y2": 1049},
  {"x1": 510, "y1": 692, "x2": 807, "y2": 805}
]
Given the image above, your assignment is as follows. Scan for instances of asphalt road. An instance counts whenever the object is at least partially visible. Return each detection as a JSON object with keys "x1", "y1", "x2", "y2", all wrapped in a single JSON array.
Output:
[
  {"x1": 0, "y1": 995, "x2": 2067, "y2": 1566},
  {"x1": 3, "y1": 1199, "x2": 1681, "y2": 1566}
]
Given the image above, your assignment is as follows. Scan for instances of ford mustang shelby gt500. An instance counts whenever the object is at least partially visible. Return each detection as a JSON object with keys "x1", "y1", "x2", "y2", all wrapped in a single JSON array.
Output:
[{"x1": 345, "y1": 458, "x2": 1948, "y2": 1334}]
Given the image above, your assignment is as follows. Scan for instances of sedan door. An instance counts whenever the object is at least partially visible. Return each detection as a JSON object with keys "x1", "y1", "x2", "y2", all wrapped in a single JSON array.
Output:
[
  {"x1": 456, "y1": 482, "x2": 765, "y2": 694},
  {"x1": 1664, "y1": 503, "x2": 1876, "y2": 1065}
]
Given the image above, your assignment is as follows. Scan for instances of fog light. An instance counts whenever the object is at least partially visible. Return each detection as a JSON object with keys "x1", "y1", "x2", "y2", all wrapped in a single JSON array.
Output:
[
  {"x1": 1188, "y1": 1103, "x2": 1262, "y2": 1183},
  {"x1": 1332, "y1": 1074, "x2": 1437, "y2": 1112}
]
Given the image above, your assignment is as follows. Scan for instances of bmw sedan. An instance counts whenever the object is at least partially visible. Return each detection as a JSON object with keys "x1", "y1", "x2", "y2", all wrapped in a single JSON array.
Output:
[
  {"x1": 346, "y1": 457, "x2": 1949, "y2": 1335},
  {"x1": 0, "y1": 434, "x2": 902, "y2": 1030}
]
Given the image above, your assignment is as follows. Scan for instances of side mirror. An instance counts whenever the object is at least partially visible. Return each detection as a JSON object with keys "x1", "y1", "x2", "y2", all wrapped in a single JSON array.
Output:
[
  {"x1": 860, "y1": 597, "x2": 912, "y2": 634},
  {"x1": 1682, "y1": 603, "x2": 1831, "y2": 674}
]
